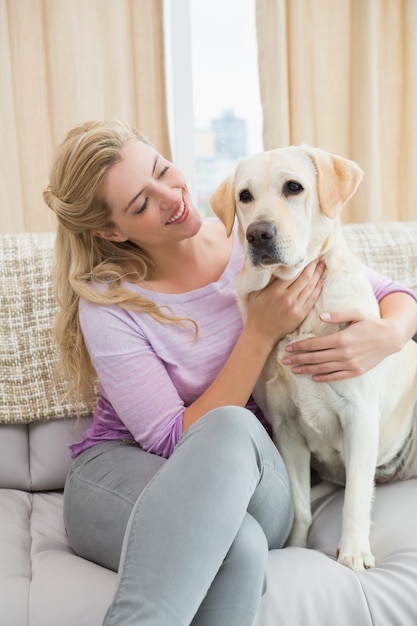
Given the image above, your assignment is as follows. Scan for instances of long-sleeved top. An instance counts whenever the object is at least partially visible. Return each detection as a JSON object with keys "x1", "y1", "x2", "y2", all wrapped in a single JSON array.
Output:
[{"x1": 69, "y1": 224, "x2": 417, "y2": 459}]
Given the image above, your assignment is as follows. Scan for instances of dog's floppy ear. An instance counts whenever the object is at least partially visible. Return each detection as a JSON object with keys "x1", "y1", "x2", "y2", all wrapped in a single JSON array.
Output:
[
  {"x1": 210, "y1": 176, "x2": 236, "y2": 237},
  {"x1": 302, "y1": 146, "x2": 364, "y2": 218}
]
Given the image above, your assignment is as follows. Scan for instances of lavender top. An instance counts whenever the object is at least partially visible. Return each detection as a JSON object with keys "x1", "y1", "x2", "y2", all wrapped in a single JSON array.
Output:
[{"x1": 70, "y1": 225, "x2": 417, "y2": 459}]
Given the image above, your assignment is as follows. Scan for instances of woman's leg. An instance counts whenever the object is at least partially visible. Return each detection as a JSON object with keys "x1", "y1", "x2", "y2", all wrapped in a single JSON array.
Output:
[
  {"x1": 190, "y1": 512, "x2": 268, "y2": 626},
  {"x1": 102, "y1": 406, "x2": 293, "y2": 626},
  {"x1": 64, "y1": 439, "x2": 166, "y2": 571}
]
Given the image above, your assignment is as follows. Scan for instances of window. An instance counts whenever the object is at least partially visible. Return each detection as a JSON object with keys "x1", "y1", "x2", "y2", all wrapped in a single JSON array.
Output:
[{"x1": 164, "y1": 0, "x2": 262, "y2": 214}]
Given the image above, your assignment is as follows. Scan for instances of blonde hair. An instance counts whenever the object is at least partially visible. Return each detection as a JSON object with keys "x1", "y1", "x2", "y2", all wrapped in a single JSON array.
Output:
[{"x1": 44, "y1": 120, "x2": 188, "y2": 406}]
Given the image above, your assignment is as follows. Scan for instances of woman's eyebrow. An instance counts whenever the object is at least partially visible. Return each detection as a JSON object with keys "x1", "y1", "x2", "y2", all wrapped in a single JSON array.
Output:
[{"x1": 123, "y1": 154, "x2": 159, "y2": 213}]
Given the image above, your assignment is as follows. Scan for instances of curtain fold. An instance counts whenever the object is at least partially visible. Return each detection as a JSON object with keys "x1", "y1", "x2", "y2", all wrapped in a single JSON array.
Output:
[
  {"x1": 0, "y1": 0, "x2": 170, "y2": 233},
  {"x1": 256, "y1": 0, "x2": 417, "y2": 222}
]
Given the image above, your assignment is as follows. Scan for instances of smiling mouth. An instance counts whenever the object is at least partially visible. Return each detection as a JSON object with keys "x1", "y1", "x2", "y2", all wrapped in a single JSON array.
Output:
[{"x1": 166, "y1": 200, "x2": 187, "y2": 225}]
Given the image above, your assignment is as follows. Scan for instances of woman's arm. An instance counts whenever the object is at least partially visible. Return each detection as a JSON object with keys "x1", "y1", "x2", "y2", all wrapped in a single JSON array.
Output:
[
  {"x1": 282, "y1": 287, "x2": 417, "y2": 383},
  {"x1": 182, "y1": 259, "x2": 325, "y2": 429},
  {"x1": 79, "y1": 260, "x2": 324, "y2": 455}
]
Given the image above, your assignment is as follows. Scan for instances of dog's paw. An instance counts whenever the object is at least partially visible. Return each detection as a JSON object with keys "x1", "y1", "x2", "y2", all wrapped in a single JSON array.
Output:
[{"x1": 337, "y1": 550, "x2": 376, "y2": 571}]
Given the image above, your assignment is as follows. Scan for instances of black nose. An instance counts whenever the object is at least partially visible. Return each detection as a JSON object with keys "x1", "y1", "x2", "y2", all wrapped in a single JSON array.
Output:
[{"x1": 246, "y1": 221, "x2": 276, "y2": 246}]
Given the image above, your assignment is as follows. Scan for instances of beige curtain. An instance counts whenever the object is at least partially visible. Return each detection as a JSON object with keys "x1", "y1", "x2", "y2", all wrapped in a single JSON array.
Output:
[
  {"x1": 256, "y1": 0, "x2": 417, "y2": 223},
  {"x1": 0, "y1": 0, "x2": 170, "y2": 233}
]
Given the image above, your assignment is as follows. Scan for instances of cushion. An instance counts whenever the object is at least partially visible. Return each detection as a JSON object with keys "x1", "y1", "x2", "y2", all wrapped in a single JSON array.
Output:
[
  {"x1": 0, "y1": 234, "x2": 95, "y2": 424},
  {"x1": 343, "y1": 221, "x2": 417, "y2": 292},
  {"x1": 0, "y1": 417, "x2": 93, "y2": 492},
  {"x1": 1, "y1": 223, "x2": 416, "y2": 424},
  {"x1": 255, "y1": 479, "x2": 417, "y2": 625}
]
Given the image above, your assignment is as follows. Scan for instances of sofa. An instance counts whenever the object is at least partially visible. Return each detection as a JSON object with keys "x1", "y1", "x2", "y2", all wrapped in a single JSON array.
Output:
[{"x1": 1, "y1": 222, "x2": 417, "y2": 626}]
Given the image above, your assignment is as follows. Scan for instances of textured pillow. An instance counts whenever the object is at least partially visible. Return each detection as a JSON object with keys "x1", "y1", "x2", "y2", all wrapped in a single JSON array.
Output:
[
  {"x1": 1, "y1": 224, "x2": 417, "y2": 424},
  {"x1": 0, "y1": 233, "x2": 95, "y2": 424},
  {"x1": 343, "y1": 221, "x2": 417, "y2": 293}
]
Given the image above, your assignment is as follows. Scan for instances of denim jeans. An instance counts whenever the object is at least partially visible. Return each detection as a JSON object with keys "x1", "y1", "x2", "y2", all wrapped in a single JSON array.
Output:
[{"x1": 64, "y1": 406, "x2": 293, "y2": 626}]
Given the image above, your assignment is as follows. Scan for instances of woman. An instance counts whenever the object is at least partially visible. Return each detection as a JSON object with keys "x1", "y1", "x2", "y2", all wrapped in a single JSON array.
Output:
[{"x1": 44, "y1": 120, "x2": 417, "y2": 626}]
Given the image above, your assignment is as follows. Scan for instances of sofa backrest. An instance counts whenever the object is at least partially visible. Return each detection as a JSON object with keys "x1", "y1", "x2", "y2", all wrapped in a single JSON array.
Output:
[
  {"x1": 0, "y1": 224, "x2": 416, "y2": 491},
  {"x1": 0, "y1": 416, "x2": 92, "y2": 491}
]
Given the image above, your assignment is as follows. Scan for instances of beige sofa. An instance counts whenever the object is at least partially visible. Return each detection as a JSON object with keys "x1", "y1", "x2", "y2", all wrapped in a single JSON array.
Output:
[{"x1": 1, "y1": 223, "x2": 417, "y2": 626}]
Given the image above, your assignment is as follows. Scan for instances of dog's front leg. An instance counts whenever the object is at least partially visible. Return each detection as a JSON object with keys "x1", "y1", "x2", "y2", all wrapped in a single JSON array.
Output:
[
  {"x1": 337, "y1": 400, "x2": 379, "y2": 571},
  {"x1": 273, "y1": 425, "x2": 312, "y2": 547}
]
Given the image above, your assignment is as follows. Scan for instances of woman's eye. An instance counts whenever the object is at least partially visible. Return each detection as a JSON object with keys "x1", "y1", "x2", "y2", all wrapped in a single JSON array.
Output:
[
  {"x1": 239, "y1": 189, "x2": 253, "y2": 203},
  {"x1": 284, "y1": 180, "x2": 304, "y2": 196},
  {"x1": 135, "y1": 198, "x2": 148, "y2": 215},
  {"x1": 159, "y1": 166, "x2": 169, "y2": 178}
]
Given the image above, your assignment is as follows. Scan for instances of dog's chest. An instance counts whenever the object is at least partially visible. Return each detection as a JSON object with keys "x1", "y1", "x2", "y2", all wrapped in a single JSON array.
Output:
[
  {"x1": 261, "y1": 345, "x2": 347, "y2": 454},
  {"x1": 243, "y1": 255, "x2": 380, "y2": 476}
]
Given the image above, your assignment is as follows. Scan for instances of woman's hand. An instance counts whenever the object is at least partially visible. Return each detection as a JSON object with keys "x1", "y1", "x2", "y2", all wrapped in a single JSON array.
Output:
[
  {"x1": 282, "y1": 292, "x2": 417, "y2": 382},
  {"x1": 183, "y1": 258, "x2": 325, "y2": 431},
  {"x1": 245, "y1": 259, "x2": 325, "y2": 350}
]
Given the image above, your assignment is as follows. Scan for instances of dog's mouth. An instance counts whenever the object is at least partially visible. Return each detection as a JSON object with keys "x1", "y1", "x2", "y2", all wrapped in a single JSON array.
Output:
[
  {"x1": 256, "y1": 254, "x2": 279, "y2": 266},
  {"x1": 249, "y1": 246, "x2": 304, "y2": 271}
]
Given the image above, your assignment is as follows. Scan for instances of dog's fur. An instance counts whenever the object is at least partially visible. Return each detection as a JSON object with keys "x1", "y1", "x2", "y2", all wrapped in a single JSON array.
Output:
[{"x1": 211, "y1": 146, "x2": 417, "y2": 570}]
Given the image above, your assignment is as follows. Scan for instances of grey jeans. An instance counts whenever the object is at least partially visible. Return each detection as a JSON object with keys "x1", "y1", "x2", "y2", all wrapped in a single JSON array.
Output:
[{"x1": 63, "y1": 406, "x2": 293, "y2": 626}]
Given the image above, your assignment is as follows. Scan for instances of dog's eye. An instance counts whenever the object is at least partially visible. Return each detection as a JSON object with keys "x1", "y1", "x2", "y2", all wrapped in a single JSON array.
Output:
[
  {"x1": 284, "y1": 181, "x2": 304, "y2": 196},
  {"x1": 239, "y1": 189, "x2": 253, "y2": 203}
]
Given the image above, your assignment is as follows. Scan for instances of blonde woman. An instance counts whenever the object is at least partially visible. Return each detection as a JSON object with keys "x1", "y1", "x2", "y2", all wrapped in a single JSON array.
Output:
[{"x1": 44, "y1": 120, "x2": 417, "y2": 626}]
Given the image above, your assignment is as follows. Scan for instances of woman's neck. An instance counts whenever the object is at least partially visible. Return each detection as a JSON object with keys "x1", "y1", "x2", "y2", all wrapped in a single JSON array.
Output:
[{"x1": 141, "y1": 221, "x2": 233, "y2": 294}]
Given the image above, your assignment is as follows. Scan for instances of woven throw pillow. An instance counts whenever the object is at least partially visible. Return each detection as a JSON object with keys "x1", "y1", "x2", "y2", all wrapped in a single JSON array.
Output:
[
  {"x1": 1, "y1": 224, "x2": 416, "y2": 423},
  {"x1": 0, "y1": 233, "x2": 95, "y2": 424},
  {"x1": 343, "y1": 221, "x2": 417, "y2": 293}
]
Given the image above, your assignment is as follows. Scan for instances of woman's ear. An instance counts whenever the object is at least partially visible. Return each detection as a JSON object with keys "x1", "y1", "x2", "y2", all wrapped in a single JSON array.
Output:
[{"x1": 93, "y1": 229, "x2": 128, "y2": 242}]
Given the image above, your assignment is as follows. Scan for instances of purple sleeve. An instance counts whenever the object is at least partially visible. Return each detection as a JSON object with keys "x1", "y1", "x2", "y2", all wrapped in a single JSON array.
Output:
[
  {"x1": 79, "y1": 299, "x2": 185, "y2": 458},
  {"x1": 365, "y1": 267, "x2": 417, "y2": 303}
]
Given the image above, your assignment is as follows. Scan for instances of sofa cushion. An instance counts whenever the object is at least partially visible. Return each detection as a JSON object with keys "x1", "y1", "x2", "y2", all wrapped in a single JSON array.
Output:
[
  {"x1": 0, "y1": 233, "x2": 95, "y2": 424},
  {"x1": 1, "y1": 479, "x2": 416, "y2": 626},
  {"x1": 255, "y1": 478, "x2": 417, "y2": 626},
  {"x1": 1, "y1": 224, "x2": 416, "y2": 426},
  {"x1": 0, "y1": 489, "x2": 115, "y2": 626},
  {"x1": 29, "y1": 416, "x2": 93, "y2": 491},
  {"x1": 0, "y1": 425, "x2": 31, "y2": 490},
  {"x1": 343, "y1": 221, "x2": 417, "y2": 292},
  {"x1": 0, "y1": 417, "x2": 92, "y2": 491}
]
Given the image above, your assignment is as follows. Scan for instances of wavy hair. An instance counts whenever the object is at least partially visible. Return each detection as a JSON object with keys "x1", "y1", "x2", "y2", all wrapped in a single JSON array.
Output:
[{"x1": 44, "y1": 120, "x2": 192, "y2": 406}]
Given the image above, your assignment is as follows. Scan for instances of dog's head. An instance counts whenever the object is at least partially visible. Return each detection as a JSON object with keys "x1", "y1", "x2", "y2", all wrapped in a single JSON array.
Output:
[{"x1": 210, "y1": 145, "x2": 363, "y2": 280}]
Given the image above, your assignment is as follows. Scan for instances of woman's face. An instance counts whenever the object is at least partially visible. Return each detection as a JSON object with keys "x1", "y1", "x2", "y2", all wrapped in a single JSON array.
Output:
[{"x1": 99, "y1": 140, "x2": 202, "y2": 250}]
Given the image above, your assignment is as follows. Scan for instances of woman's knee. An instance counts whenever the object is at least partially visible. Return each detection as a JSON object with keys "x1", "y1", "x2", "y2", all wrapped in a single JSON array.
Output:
[
  {"x1": 181, "y1": 406, "x2": 290, "y2": 489},
  {"x1": 187, "y1": 407, "x2": 294, "y2": 550},
  {"x1": 180, "y1": 405, "x2": 267, "y2": 454}
]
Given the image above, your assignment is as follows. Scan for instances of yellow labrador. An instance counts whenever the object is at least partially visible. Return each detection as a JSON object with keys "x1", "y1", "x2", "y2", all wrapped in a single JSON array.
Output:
[{"x1": 211, "y1": 146, "x2": 417, "y2": 571}]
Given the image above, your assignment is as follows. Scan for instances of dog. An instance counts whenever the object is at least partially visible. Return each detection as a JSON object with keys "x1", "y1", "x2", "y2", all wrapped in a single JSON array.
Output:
[{"x1": 210, "y1": 145, "x2": 417, "y2": 571}]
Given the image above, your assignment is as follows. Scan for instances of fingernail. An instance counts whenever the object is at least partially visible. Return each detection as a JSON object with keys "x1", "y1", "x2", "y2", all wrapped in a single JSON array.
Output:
[
  {"x1": 282, "y1": 358, "x2": 291, "y2": 364},
  {"x1": 321, "y1": 312, "x2": 331, "y2": 320},
  {"x1": 285, "y1": 345, "x2": 293, "y2": 352}
]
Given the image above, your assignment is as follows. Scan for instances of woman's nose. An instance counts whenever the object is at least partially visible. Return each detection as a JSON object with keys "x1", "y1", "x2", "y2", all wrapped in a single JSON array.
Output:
[{"x1": 157, "y1": 184, "x2": 181, "y2": 209}]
